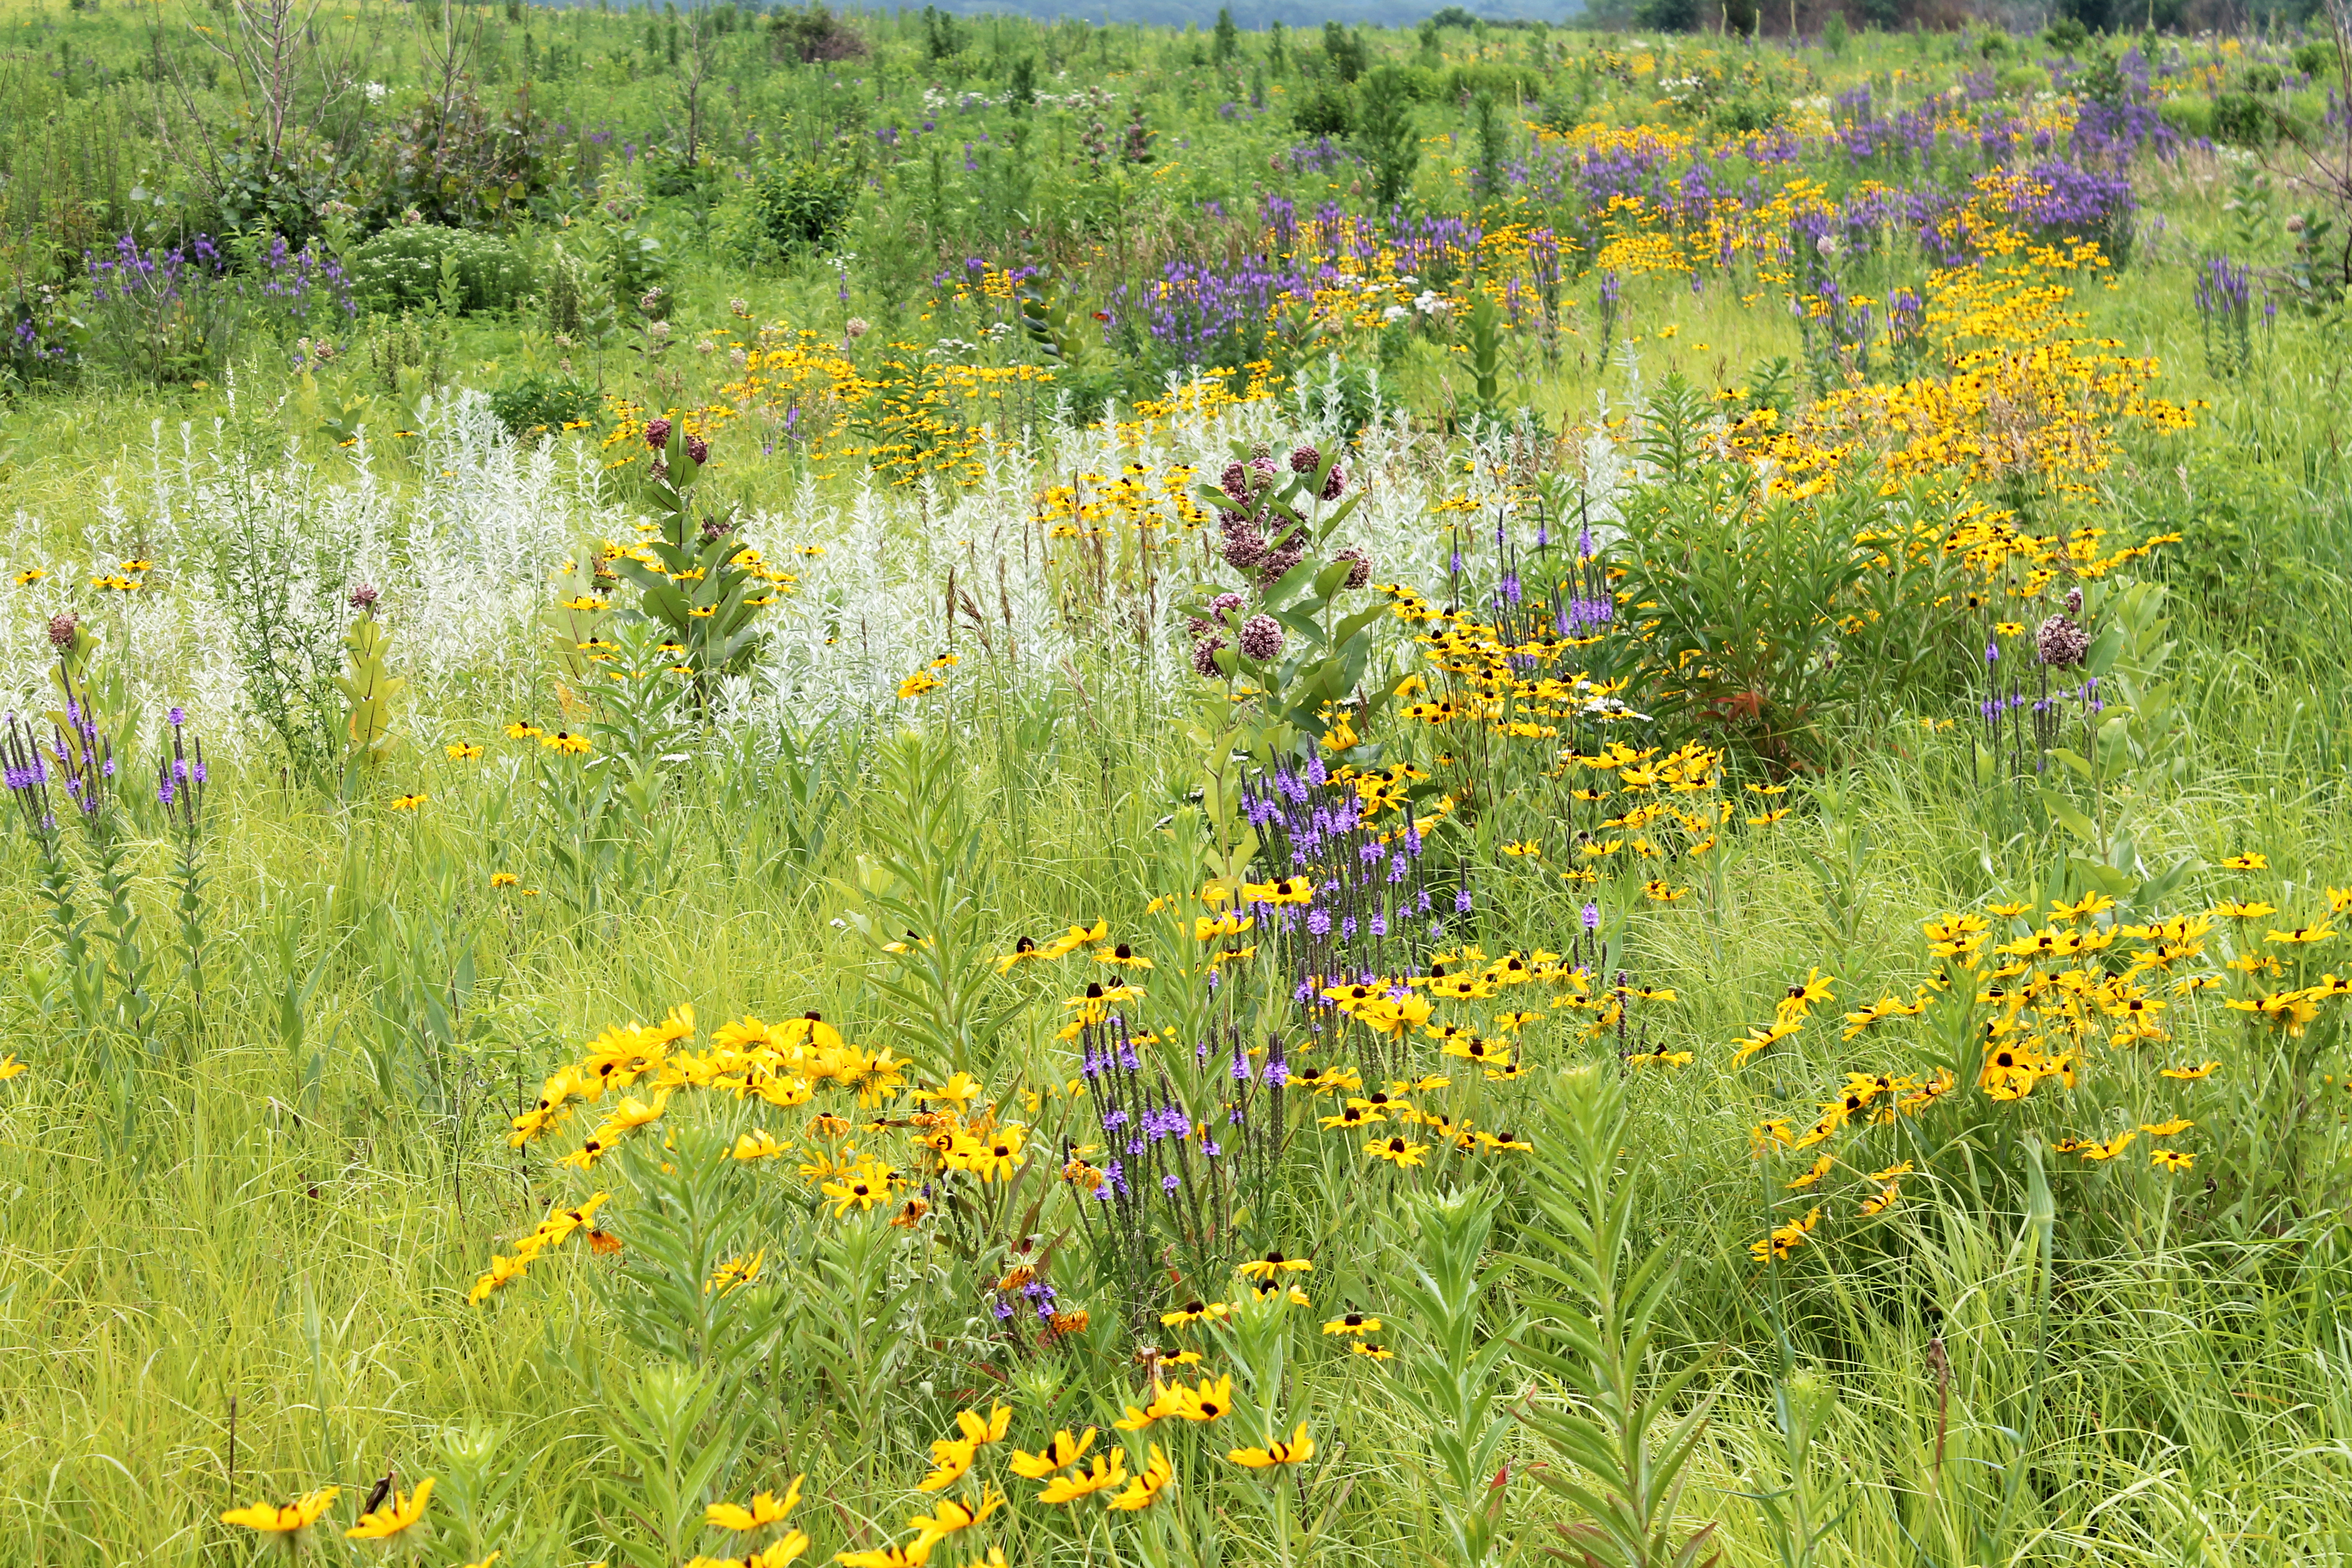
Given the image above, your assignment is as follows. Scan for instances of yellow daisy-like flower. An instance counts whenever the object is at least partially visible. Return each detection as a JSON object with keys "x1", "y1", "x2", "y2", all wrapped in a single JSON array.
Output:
[
  {"x1": 389, "y1": 793, "x2": 428, "y2": 810},
  {"x1": 347, "y1": 1477, "x2": 434, "y2": 1540},
  {"x1": 1107, "y1": 1444, "x2": 1174, "y2": 1510},
  {"x1": 222, "y1": 1487, "x2": 339, "y2": 1533},
  {"x1": 445, "y1": 741, "x2": 483, "y2": 760},
  {"x1": 1033, "y1": 1451, "x2": 1126, "y2": 1505},
  {"x1": 541, "y1": 730, "x2": 594, "y2": 756},
  {"x1": 1227, "y1": 1422, "x2": 1314, "y2": 1469},
  {"x1": 0, "y1": 1054, "x2": 26, "y2": 1081}
]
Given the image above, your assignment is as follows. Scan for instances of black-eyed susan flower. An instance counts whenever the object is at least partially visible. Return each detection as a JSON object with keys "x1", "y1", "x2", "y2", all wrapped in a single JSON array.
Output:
[
  {"x1": 907, "y1": 1486, "x2": 1002, "y2": 1552},
  {"x1": 1238, "y1": 1250, "x2": 1312, "y2": 1280},
  {"x1": 0, "y1": 1054, "x2": 26, "y2": 1081},
  {"x1": 2151, "y1": 1148, "x2": 2195, "y2": 1173},
  {"x1": 1107, "y1": 1444, "x2": 1173, "y2": 1510},
  {"x1": 707, "y1": 1251, "x2": 764, "y2": 1294},
  {"x1": 1227, "y1": 1423, "x2": 1314, "y2": 1469},
  {"x1": 389, "y1": 793, "x2": 428, "y2": 810},
  {"x1": 1351, "y1": 1341, "x2": 1395, "y2": 1360},
  {"x1": 446, "y1": 741, "x2": 483, "y2": 760},
  {"x1": 222, "y1": 1487, "x2": 339, "y2": 1534},
  {"x1": 505, "y1": 721, "x2": 542, "y2": 739},
  {"x1": 2219, "y1": 852, "x2": 2269, "y2": 871},
  {"x1": 1367, "y1": 1135, "x2": 1427, "y2": 1168},
  {"x1": 347, "y1": 1477, "x2": 434, "y2": 1540},
  {"x1": 1322, "y1": 1312, "x2": 1381, "y2": 1336},
  {"x1": 1033, "y1": 1451, "x2": 1126, "y2": 1505},
  {"x1": 1008, "y1": 1429, "x2": 1096, "y2": 1479}
]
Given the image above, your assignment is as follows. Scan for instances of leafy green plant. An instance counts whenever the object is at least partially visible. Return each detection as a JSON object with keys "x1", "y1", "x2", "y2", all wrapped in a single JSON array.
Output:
[
  {"x1": 336, "y1": 589, "x2": 402, "y2": 781},
  {"x1": 1515, "y1": 1066, "x2": 1721, "y2": 1568},
  {"x1": 832, "y1": 733, "x2": 1020, "y2": 1072},
  {"x1": 1386, "y1": 1185, "x2": 1522, "y2": 1567},
  {"x1": 350, "y1": 224, "x2": 535, "y2": 314},
  {"x1": 489, "y1": 371, "x2": 602, "y2": 438},
  {"x1": 606, "y1": 420, "x2": 770, "y2": 712},
  {"x1": 1612, "y1": 376, "x2": 1867, "y2": 770}
]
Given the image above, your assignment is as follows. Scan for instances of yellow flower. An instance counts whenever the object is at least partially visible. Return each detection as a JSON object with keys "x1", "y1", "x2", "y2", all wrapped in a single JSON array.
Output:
[
  {"x1": 898, "y1": 671, "x2": 943, "y2": 699},
  {"x1": 2151, "y1": 1148, "x2": 2195, "y2": 1173},
  {"x1": 222, "y1": 1487, "x2": 339, "y2": 1533},
  {"x1": 389, "y1": 793, "x2": 428, "y2": 810},
  {"x1": 907, "y1": 1487, "x2": 1002, "y2": 1551},
  {"x1": 489, "y1": 872, "x2": 520, "y2": 888},
  {"x1": 347, "y1": 1476, "x2": 434, "y2": 1540},
  {"x1": 917, "y1": 1437, "x2": 978, "y2": 1493},
  {"x1": 542, "y1": 729, "x2": 594, "y2": 756},
  {"x1": 708, "y1": 1251, "x2": 764, "y2": 1294},
  {"x1": 1322, "y1": 1312, "x2": 1381, "y2": 1335},
  {"x1": 0, "y1": 1054, "x2": 25, "y2": 1081},
  {"x1": 708, "y1": 1477, "x2": 804, "y2": 1531},
  {"x1": 505, "y1": 721, "x2": 543, "y2": 739},
  {"x1": 445, "y1": 741, "x2": 483, "y2": 760},
  {"x1": 1108, "y1": 1444, "x2": 1174, "y2": 1510},
  {"x1": 2159, "y1": 1061, "x2": 2219, "y2": 1081},
  {"x1": 1008, "y1": 1428, "x2": 1096, "y2": 1478},
  {"x1": 1227, "y1": 1422, "x2": 1314, "y2": 1469},
  {"x1": 2219, "y1": 852, "x2": 2269, "y2": 870},
  {"x1": 1033, "y1": 1451, "x2": 1126, "y2": 1505},
  {"x1": 834, "y1": 1544, "x2": 931, "y2": 1568}
]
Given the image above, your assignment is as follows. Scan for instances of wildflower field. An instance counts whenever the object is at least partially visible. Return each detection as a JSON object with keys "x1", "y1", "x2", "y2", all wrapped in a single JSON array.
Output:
[{"x1": 6, "y1": 0, "x2": 2352, "y2": 1562}]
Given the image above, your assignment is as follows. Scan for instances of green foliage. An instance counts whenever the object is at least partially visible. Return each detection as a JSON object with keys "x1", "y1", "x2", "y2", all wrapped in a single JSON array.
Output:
[
  {"x1": 350, "y1": 225, "x2": 534, "y2": 315},
  {"x1": 1291, "y1": 79, "x2": 1354, "y2": 137},
  {"x1": 1356, "y1": 66, "x2": 1421, "y2": 210},
  {"x1": 2210, "y1": 91, "x2": 2276, "y2": 147},
  {"x1": 1609, "y1": 375, "x2": 1877, "y2": 769},
  {"x1": 1385, "y1": 1186, "x2": 1522, "y2": 1566},
  {"x1": 1516, "y1": 1067, "x2": 1722, "y2": 1568},
  {"x1": 336, "y1": 600, "x2": 403, "y2": 775},
  {"x1": 488, "y1": 371, "x2": 602, "y2": 438},
  {"x1": 605, "y1": 424, "x2": 769, "y2": 706},
  {"x1": 743, "y1": 161, "x2": 858, "y2": 261}
]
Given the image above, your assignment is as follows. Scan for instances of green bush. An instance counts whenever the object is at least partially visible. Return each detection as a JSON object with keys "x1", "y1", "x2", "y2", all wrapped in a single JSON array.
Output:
[
  {"x1": 2043, "y1": 16, "x2": 2089, "y2": 51},
  {"x1": 1291, "y1": 80, "x2": 1353, "y2": 136},
  {"x1": 2209, "y1": 91, "x2": 2274, "y2": 146},
  {"x1": 488, "y1": 372, "x2": 602, "y2": 439},
  {"x1": 350, "y1": 225, "x2": 534, "y2": 315},
  {"x1": 744, "y1": 162, "x2": 858, "y2": 260},
  {"x1": 2292, "y1": 40, "x2": 2341, "y2": 77}
]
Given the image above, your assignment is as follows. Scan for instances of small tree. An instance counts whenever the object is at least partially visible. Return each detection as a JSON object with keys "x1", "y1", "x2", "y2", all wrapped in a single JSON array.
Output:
[{"x1": 1357, "y1": 66, "x2": 1419, "y2": 210}]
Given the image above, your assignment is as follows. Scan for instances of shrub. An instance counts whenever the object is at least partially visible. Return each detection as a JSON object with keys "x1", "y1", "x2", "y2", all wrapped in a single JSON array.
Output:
[
  {"x1": 350, "y1": 225, "x2": 534, "y2": 315},
  {"x1": 766, "y1": 2, "x2": 867, "y2": 63},
  {"x1": 2043, "y1": 16, "x2": 2090, "y2": 50},
  {"x1": 1632, "y1": 0, "x2": 1700, "y2": 32},
  {"x1": 1291, "y1": 80, "x2": 1353, "y2": 137},
  {"x1": 488, "y1": 372, "x2": 602, "y2": 439},
  {"x1": 744, "y1": 163, "x2": 858, "y2": 260},
  {"x1": 2291, "y1": 40, "x2": 2341, "y2": 77},
  {"x1": 2209, "y1": 92, "x2": 2274, "y2": 147}
]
